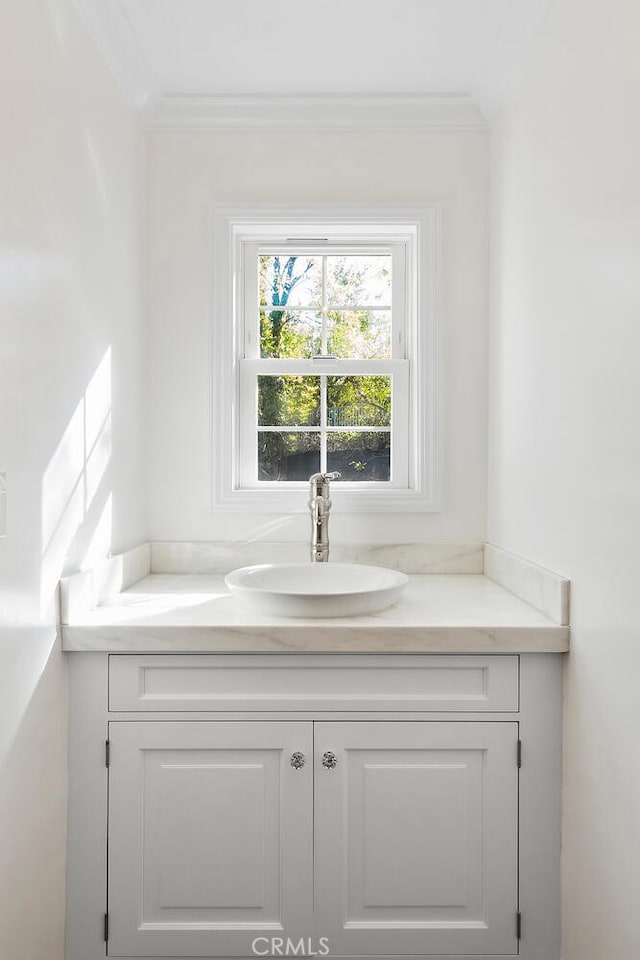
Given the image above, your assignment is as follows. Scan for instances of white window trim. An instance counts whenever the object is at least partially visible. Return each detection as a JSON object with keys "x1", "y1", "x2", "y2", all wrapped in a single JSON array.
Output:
[{"x1": 210, "y1": 204, "x2": 441, "y2": 513}]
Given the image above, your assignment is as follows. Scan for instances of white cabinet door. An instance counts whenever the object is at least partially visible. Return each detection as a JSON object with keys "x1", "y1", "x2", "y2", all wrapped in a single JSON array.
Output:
[
  {"x1": 108, "y1": 721, "x2": 313, "y2": 957},
  {"x1": 314, "y1": 721, "x2": 519, "y2": 956}
]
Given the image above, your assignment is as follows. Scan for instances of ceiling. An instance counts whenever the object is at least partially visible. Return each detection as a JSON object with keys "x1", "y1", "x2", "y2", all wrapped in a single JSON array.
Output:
[{"x1": 76, "y1": 0, "x2": 552, "y2": 128}]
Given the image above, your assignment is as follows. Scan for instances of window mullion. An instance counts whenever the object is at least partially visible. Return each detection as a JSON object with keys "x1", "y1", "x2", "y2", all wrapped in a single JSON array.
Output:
[
  {"x1": 320, "y1": 254, "x2": 328, "y2": 470},
  {"x1": 320, "y1": 373, "x2": 327, "y2": 473}
]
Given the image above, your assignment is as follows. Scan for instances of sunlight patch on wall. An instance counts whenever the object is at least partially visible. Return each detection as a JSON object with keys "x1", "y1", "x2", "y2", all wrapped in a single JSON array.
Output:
[
  {"x1": 83, "y1": 492, "x2": 113, "y2": 572},
  {"x1": 40, "y1": 348, "x2": 112, "y2": 613}
]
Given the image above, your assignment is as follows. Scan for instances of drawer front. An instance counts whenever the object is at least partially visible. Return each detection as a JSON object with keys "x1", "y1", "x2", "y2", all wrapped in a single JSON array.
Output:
[{"x1": 109, "y1": 654, "x2": 519, "y2": 713}]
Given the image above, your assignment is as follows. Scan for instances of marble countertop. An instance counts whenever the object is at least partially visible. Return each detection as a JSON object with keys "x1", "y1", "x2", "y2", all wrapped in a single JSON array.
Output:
[{"x1": 60, "y1": 573, "x2": 570, "y2": 653}]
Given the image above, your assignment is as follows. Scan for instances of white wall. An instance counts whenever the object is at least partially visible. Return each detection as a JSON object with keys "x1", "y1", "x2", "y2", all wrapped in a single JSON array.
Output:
[
  {"x1": 487, "y1": 0, "x2": 640, "y2": 955},
  {"x1": 0, "y1": 1, "x2": 146, "y2": 956},
  {"x1": 146, "y1": 129, "x2": 489, "y2": 542}
]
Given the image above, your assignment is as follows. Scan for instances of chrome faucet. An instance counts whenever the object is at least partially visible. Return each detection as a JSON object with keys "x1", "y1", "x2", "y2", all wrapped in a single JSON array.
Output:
[{"x1": 309, "y1": 472, "x2": 341, "y2": 563}]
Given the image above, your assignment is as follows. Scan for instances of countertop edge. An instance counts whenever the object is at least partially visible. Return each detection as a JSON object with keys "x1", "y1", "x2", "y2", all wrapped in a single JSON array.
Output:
[{"x1": 61, "y1": 623, "x2": 570, "y2": 654}]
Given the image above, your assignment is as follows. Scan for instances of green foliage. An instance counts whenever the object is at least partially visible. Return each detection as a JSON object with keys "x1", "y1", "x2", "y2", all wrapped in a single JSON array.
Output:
[
  {"x1": 326, "y1": 309, "x2": 389, "y2": 359},
  {"x1": 258, "y1": 376, "x2": 319, "y2": 426},
  {"x1": 260, "y1": 311, "x2": 320, "y2": 359},
  {"x1": 326, "y1": 375, "x2": 390, "y2": 427}
]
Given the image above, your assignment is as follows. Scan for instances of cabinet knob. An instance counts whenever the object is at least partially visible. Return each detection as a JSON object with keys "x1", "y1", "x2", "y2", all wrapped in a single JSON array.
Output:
[
  {"x1": 290, "y1": 752, "x2": 306, "y2": 770},
  {"x1": 321, "y1": 751, "x2": 338, "y2": 770}
]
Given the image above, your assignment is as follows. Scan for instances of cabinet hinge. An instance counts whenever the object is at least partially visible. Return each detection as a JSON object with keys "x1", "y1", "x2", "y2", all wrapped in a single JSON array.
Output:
[
  {"x1": 516, "y1": 910, "x2": 522, "y2": 939},
  {"x1": 105, "y1": 740, "x2": 110, "y2": 768},
  {"x1": 104, "y1": 912, "x2": 109, "y2": 942},
  {"x1": 516, "y1": 739, "x2": 522, "y2": 768}
]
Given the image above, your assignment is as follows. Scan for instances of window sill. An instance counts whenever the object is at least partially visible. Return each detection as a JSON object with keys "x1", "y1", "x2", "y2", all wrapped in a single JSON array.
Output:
[{"x1": 211, "y1": 485, "x2": 438, "y2": 514}]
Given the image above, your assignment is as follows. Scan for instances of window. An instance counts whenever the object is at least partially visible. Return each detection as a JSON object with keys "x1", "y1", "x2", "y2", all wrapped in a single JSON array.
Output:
[
  {"x1": 212, "y1": 206, "x2": 439, "y2": 512},
  {"x1": 242, "y1": 248, "x2": 407, "y2": 488}
]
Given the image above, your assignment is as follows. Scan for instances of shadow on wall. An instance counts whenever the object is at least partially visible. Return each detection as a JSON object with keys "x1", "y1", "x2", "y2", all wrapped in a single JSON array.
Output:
[{"x1": 0, "y1": 629, "x2": 66, "y2": 958}]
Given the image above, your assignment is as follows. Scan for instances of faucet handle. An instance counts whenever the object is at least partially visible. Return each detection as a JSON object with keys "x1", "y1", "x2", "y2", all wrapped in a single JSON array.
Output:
[
  {"x1": 309, "y1": 471, "x2": 342, "y2": 501},
  {"x1": 309, "y1": 471, "x2": 342, "y2": 484}
]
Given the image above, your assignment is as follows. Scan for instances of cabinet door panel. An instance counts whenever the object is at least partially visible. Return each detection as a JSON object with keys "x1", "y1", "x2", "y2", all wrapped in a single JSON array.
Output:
[
  {"x1": 108, "y1": 721, "x2": 312, "y2": 957},
  {"x1": 314, "y1": 721, "x2": 518, "y2": 956}
]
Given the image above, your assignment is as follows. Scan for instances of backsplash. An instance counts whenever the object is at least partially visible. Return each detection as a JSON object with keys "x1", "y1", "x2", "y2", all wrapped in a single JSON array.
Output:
[{"x1": 149, "y1": 541, "x2": 485, "y2": 575}]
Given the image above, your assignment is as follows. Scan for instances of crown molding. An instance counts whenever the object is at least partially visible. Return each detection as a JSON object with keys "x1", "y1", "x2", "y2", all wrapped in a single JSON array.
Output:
[
  {"x1": 74, "y1": 0, "x2": 160, "y2": 109},
  {"x1": 147, "y1": 94, "x2": 488, "y2": 131},
  {"x1": 73, "y1": 0, "x2": 488, "y2": 130}
]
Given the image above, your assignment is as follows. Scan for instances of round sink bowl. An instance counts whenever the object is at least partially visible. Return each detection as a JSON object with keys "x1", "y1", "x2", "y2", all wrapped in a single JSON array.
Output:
[{"x1": 225, "y1": 562, "x2": 410, "y2": 618}]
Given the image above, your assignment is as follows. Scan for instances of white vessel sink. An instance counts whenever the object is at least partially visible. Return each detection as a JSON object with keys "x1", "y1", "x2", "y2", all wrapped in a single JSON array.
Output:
[{"x1": 225, "y1": 562, "x2": 410, "y2": 618}]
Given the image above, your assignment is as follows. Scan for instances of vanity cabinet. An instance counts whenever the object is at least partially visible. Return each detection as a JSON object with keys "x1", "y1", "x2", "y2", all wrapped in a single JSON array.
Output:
[{"x1": 66, "y1": 653, "x2": 561, "y2": 960}]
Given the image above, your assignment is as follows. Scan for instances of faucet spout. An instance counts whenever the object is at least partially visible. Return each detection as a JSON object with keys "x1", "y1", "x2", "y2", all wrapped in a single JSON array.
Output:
[{"x1": 309, "y1": 472, "x2": 341, "y2": 562}]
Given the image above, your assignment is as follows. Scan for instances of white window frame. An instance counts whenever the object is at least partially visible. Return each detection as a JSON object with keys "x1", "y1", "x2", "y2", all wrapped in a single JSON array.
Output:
[{"x1": 211, "y1": 205, "x2": 440, "y2": 513}]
